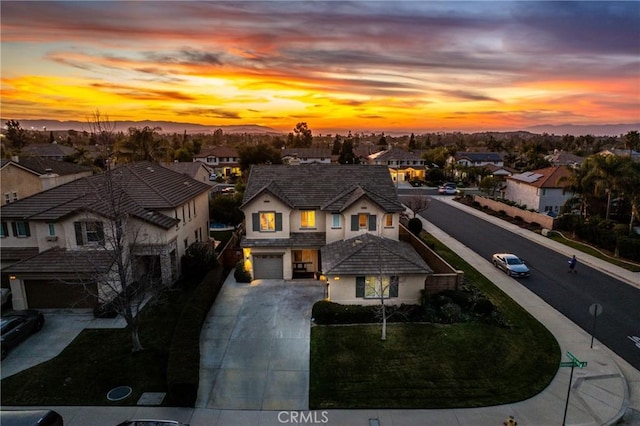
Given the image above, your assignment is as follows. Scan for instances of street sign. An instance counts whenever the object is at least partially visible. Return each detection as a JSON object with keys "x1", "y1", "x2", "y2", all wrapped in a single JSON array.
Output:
[
  {"x1": 559, "y1": 362, "x2": 576, "y2": 367},
  {"x1": 566, "y1": 351, "x2": 587, "y2": 368},
  {"x1": 589, "y1": 303, "x2": 603, "y2": 317}
]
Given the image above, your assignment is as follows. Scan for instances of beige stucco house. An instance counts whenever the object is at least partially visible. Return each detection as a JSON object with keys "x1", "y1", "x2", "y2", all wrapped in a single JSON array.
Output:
[
  {"x1": 503, "y1": 166, "x2": 572, "y2": 215},
  {"x1": 1, "y1": 157, "x2": 92, "y2": 205},
  {"x1": 240, "y1": 164, "x2": 433, "y2": 305},
  {"x1": 1, "y1": 162, "x2": 211, "y2": 310}
]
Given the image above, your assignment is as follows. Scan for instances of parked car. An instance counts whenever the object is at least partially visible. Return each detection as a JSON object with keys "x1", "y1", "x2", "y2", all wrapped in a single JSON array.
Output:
[
  {"x1": 492, "y1": 253, "x2": 531, "y2": 277},
  {"x1": 0, "y1": 409, "x2": 63, "y2": 426},
  {"x1": 1, "y1": 287, "x2": 11, "y2": 306},
  {"x1": 1, "y1": 309, "x2": 45, "y2": 359},
  {"x1": 409, "y1": 179, "x2": 425, "y2": 187},
  {"x1": 438, "y1": 183, "x2": 458, "y2": 195},
  {"x1": 117, "y1": 420, "x2": 189, "y2": 426}
]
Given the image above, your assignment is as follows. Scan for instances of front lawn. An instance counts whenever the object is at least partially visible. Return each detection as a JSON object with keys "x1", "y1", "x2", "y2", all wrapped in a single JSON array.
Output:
[
  {"x1": 310, "y1": 231, "x2": 560, "y2": 409},
  {"x1": 1, "y1": 268, "x2": 223, "y2": 406}
]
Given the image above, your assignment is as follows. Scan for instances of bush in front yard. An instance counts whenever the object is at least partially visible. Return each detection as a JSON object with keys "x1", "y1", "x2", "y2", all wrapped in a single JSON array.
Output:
[
  {"x1": 408, "y1": 217, "x2": 423, "y2": 235},
  {"x1": 181, "y1": 242, "x2": 219, "y2": 283},
  {"x1": 234, "y1": 260, "x2": 252, "y2": 283}
]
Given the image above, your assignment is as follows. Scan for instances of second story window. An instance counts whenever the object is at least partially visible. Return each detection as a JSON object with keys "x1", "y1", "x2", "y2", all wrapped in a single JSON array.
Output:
[
  {"x1": 384, "y1": 214, "x2": 393, "y2": 227},
  {"x1": 351, "y1": 214, "x2": 377, "y2": 231},
  {"x1": 48, "y1": 223, "x2": 56, "y2": 236},
  {"x1": 252, "y1": 212, "x2": 282, "y2": 232},
  {"x1": 301, "y1": 210, "x2": 315, "y2": 228},
  {"x1": 332, "y1": 214, "x2": 341, "y2": 228},
  {"x1": 4, "y1": 193, "x2": 10, "y2": 205},
  {"x1": 74, "y1": 221, "x2": 104, "y2": 246},
  {"x1": 0, "y1": 222, "x2": 8, "y2": 238},
  {"x1": 12, "y1": 221, "x2": 31, "y2": 237}
]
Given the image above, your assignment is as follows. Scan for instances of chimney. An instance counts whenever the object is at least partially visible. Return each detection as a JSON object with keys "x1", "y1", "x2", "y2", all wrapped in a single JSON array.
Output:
[{"x1": 11, "y1": 155, "x2": 19, "y2": 162}]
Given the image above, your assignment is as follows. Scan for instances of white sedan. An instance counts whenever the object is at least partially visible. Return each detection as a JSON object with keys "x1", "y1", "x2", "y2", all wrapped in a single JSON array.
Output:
[{"x1": 492, "y1": 253, "x2": 530, "y2": 277}]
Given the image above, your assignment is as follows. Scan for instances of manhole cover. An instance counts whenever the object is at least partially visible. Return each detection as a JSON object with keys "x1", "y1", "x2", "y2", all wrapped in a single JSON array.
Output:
[{"x1": 107, "y1": 386, "x2": 132, "y2": 401}]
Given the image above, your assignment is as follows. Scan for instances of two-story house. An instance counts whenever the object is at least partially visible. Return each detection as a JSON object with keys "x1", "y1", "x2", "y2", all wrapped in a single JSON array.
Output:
[
  {"x1": 281, "y1": 148, "x2": 332, "y2": 165},
  {"x1": 1, "y1": 157, "x2": 92, "y2": 205},
  {"x1": 367, "y1": 147, "x2": 426, "y2": 183},
  {"x1": 193, "y1": 146, "x2": 242, "y2": 179},
  {"x1": 503, "y1": 166, "x2": 572, "y2": 215},
  {"x1": 240, "y1": 164, "x2": 433, "y2": 305},
  {"x1": 448, "y1": 152, "x2": 504, "y2": 167},
  {"x1": 0, "y1": 162, "x2": 211, "y2": 310}
]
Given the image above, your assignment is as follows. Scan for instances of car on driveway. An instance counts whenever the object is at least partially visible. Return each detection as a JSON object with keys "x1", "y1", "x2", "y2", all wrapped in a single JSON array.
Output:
[
  {"x1": 438, "y1": 183, "x2": 458, "y2": 195},
  {"x1": 1, "y1": 309, "x2": 45, "y2": 359},
  {"x1": 492, "y1": 253, "x2": 531, "y2": 277}
]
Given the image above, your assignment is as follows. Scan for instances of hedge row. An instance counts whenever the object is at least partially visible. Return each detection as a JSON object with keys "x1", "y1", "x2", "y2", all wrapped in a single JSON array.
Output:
[
  {"x1": 166, "y1": 266, "x2": 224, "y2": 406},
  {"x1": 312, "y1": 301, "x2": 422, "y2": 325}
]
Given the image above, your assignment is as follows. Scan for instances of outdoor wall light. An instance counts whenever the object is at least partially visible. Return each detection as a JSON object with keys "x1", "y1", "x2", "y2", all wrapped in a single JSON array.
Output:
[
  {"x1": 9, "y1": 275, "x2": 16, "y2": 280},
  {"x1": 333, "y1": 276, "x2": 340, "y2": 280}
]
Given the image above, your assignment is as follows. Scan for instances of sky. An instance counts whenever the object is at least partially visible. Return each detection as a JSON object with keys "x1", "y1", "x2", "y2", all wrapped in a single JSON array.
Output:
[{"x1": 1, "y1": 1, "x2": 639, "y2": 135}]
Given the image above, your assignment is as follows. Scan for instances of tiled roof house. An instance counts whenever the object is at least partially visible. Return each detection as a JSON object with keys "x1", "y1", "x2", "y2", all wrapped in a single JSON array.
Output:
[
  {"x1": 240, "y1": 164, "x2": 433, "y2": 305},
  {"x1": 0, "y1": 162, "x2": 211, "y2": 310},
  {"x1": 503, "y1": 166, "x2": 572, "y2": 215}
]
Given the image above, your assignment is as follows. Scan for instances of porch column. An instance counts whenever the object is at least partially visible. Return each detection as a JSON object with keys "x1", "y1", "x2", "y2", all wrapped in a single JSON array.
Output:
[{"x1": 9, "y1": 276, "x2": 28, "y2": 309}]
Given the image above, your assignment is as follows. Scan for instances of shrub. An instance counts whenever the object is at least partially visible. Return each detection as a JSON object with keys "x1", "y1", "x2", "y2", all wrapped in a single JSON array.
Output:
[
  {"x1": 408, "y1": 217, "x2": 423, "y2": 235},
  {"x1": 234, "y1": 260, "x2": 252, "y2": 283},
  {"x1": 439, "y1": 302, "x2": 463, "y2": 323},
  {"x1": 167, "y1": 267, "x2": 224, "y2": 406},
  {"x1": 181, "y1": 242, "x2": 218, "y2": 282}
]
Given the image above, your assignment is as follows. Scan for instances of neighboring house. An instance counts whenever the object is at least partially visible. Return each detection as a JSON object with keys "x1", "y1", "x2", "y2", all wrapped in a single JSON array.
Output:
[
  {"x1": 545, "y1": 151, "x2": 585, "y2": 168},
  {"x1": 281, "y1": 148, "x2": 332, "y2": 165},
  {"x1": 240, "y1": 164, "x2": 433, "y2": 305},
  {"x1": 20, "y1": 143, "x2": 75, "y2": 160},
  {"x1": 1, "y1": 157, "x2": 92, "y2": 205},
  {"x1": 482, "y1": 163, "x2": 515, "y2": 178},
  {"x1": 598, "y1": 148, "x2": 640, "y2": 162},
  {"x1": 448, "y1": 152, "x2": 504, "y2": 167},
  {"x1": 193, "y1": 146, "x2": 242, "y2": 178},
  {"x1": 503, "y1": 166, "x2": 572, "y2": 215},
  {"x1": 162, "y1": 161, "x2": 215, "y2": 185},
  {"x1": 367, "y1": 147, "x2": 426, "y2": 183},
  {"x1": 0, "y1": 161, "x2": 211, "y2": 310}
]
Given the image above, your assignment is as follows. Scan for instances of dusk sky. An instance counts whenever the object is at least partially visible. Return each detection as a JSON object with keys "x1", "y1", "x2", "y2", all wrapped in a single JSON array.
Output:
[{"x1": 1, "y1": 1, "x2": 639, "y2": 134}]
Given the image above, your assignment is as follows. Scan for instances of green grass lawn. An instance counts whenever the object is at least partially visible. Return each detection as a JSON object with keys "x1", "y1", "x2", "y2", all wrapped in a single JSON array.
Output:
[
  {"x1": 548, "y1": 233, "x2": 640, "y2": 272},
  {"x1": 1, "y1": 286, "x2": 194, "y2": 406},
  {"x1": 309, "y1": 231, "x2": 561, "y2": 409}
]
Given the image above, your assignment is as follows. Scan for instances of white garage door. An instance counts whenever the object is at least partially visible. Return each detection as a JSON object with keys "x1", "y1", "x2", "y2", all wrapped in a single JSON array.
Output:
[{"x1": 253, "y1": 254, "x2": 283, "y2": 279}]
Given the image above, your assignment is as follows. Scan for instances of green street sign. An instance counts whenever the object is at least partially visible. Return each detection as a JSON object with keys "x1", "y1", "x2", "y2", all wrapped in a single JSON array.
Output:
[
  {"x1": 564, "y1": 351, "x2": 587, "y2": 368},
  {"x1": 559, "y1": 362, "x2": 575, "y2": 367}
]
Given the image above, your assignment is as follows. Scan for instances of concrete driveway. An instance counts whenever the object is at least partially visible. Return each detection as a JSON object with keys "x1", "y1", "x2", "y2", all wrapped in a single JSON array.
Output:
[
  {"x1": 1, "y1": 309, "x2": 125, "y2": 379},
  {"x1": 197, "y1": 277, "x2": 325, "y2": 410}
]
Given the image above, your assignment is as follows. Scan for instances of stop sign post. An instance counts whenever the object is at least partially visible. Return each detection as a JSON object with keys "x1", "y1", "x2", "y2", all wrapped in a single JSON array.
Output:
[{"x1": 589, "y1": 303, "x2": 603, "y2": 349}]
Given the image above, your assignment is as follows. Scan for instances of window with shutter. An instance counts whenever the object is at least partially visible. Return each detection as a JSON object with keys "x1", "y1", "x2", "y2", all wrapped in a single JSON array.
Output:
[
  {"x1": 356, "y1": 276, "x2": 365, "y2": 297},
  {"x1": 351, "y1": 215, "x2": 359, "y2": 231},
  {"x1": 368, "y1": 215, "x2": 377, "y2": 231},
  {"x1": 12, "y1": 221, "x2": 30, "y2": 237},
  {"x1": 0, "y1": 222, "x2": 8, "y2": 238}
]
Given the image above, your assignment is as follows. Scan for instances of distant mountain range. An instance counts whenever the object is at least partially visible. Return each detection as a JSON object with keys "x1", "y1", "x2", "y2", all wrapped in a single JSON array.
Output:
[
  {"x1": 2, "y1": 118, "x2": 638, "y2": 137},
  {"x1": 0, "y1": 119, "x2": 282, "y2": 135}
]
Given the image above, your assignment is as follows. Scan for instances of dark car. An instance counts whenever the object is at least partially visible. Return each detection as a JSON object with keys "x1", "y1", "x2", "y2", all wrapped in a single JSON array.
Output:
[
  {"x1": 1, "y1": 309, "x2": 45, "y2": 359},
  {"x1": 0, "y1": 409, "x2": 63, "y2": 426}
]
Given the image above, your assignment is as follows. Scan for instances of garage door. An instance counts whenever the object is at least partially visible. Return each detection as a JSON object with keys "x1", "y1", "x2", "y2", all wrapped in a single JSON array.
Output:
[
  {"x1": 253, "y1": 255, "x2": 283, "y2": 279},
  {"x1": 25, "y1": 280, "x2": 97, "y2": 309}
]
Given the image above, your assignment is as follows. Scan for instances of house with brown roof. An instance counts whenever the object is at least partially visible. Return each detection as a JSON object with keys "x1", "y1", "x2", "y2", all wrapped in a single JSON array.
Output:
[
  {"x1": 367, "y1": 147, "x2": 426, "y2": 183},
  {"x1": 20, "y1": 143, "x2": 75, "y2": 160},
  {"x1": 1, "y1": 157, "x2": 93, "y2": 205},
  {"x1": 0, "y1": 162, "x2": 211, "y2": 310},
  {"x1": 503, "y1": 166, "x2": 572, "y2": 215},
  {"x1": 545, "y1": 150, "x2": 585, "y2": 168},
  {"x1": 162, "y1": 161, "x2": 215, "y2": 185},
  {"x1": 240, "y1": 164, "x2": 433, "y2": 305},
  {"x1": 193, "y1": 146, "x2": 242, "y2": 178},
  {"x1": 281, "y1": 148, "x2": 332, "y2": 165}
]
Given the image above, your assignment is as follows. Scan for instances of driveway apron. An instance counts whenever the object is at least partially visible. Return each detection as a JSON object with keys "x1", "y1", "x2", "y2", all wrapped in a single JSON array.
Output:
[{"x1": 197, "y1": 277, "x2": 325, "y2": 410}]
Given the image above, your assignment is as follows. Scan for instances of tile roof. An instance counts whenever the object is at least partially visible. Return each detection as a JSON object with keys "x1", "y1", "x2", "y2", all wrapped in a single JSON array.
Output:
[
  {"x1": 242, "y1": 164, "x2": 404, "y2": 212},
  {"x1": 2, "y1": 157, "x2": 91, "y2": 176},
  {"x1": 3, "y1": 247, "x2": 114, "y2": 275},
  {"x1": 0, "y1": 247, "x2": 40, "y2": 262},
  {"x1": 454, "y1": 152, "x2": 503, "y2": 163},
  {"x1": 368, "y1": 147, "x2": 423, "y2": 161},
  {"x1": 508, "y1": 166, "x2": 571, "y2": 188},
  {"x1": 21, "y1": 143, "x2": 75, "y2": 158},
  {"x1": 197, "y1": 145, "x2": 239, "y2": 158},
  {"x1": 281, "y1": 148, "x2": 332, "y2": 158},
  {"x1": 0, "y1": 161, "x2": 210, "y2": 229},
  {"x1": 161, "y1": 161, "x2": 212, "y2": 179},
  {"x1": 242, "y1": 232, "x2": 326, "y2": 248},
  {"x1": 321, "y1": 233, "x2": 432, "y2": 275}
]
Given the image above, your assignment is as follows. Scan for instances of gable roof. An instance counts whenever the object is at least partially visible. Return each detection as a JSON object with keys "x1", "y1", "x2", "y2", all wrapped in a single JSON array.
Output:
[
  {"x1": 281, "y1": 148, "x2": 331, "y2": 158},
  {"x1": 242, "y1": 164, "x2": 404, "y2": 212},
  {"x1": 161, "y1": 161, "x2": 212, "y2": 179},
  {"x1": 0, "y1": 161, "x2": 211, "y2": 229},
  {"x1": 454, "y1": 152, "x2": 503, "y2": 163},
  {"x1": 507, "y1": 166, "x2": 571, "y2": 188},
  {"x1": 197, "y1": 145, "x2": 239, "y2": 158},
  {"x1": 21, "y1": 143, "x2": 75, "y2": 158},
  {"x1": 1, "y1": 157, "x2": 91, "y2": 176},
  {"x1": 368, "y1": 147, "x2": 423, "y2": 161},
  {"x1": 321, "y1": 234, "x2": 432, "y2": 275}
]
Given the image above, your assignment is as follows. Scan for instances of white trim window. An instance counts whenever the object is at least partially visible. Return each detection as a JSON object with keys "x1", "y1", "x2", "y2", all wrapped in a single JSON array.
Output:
[{"x1": 301, "y1": 210, "x2": 316, "y2": 228}]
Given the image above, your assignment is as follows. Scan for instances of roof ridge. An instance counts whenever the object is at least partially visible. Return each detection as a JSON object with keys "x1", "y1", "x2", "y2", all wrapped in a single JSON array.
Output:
[{"x1": 122, "y1": 163, "x2": 174, "y2": 206}]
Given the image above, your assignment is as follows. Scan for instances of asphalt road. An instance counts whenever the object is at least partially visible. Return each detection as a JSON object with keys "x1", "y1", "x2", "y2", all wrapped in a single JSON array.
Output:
[{"x1": 414, "y1": 196, "x2": 640, "y2": 371}]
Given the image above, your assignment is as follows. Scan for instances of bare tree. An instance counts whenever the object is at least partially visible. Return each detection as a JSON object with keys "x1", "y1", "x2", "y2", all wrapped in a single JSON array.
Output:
[
  {"x1": 403, "y1": 195, "x2": 431, "y2": 218},
  {"x1": 67, "y1": 168, "x2": 170, "y2": 352},
  {"x1": 86, "y1": 110, "x2": 117, "y2": 168}
]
